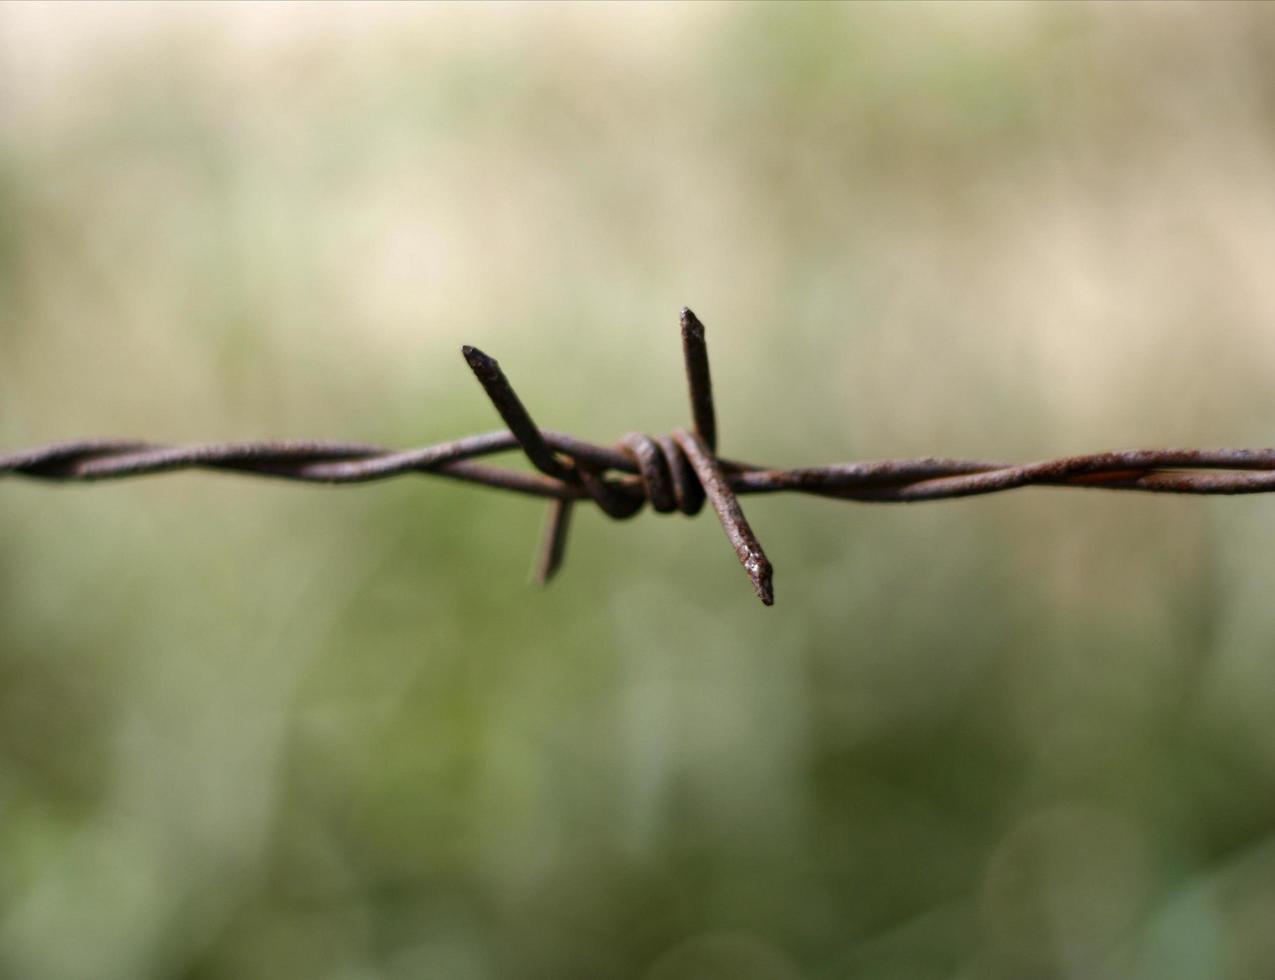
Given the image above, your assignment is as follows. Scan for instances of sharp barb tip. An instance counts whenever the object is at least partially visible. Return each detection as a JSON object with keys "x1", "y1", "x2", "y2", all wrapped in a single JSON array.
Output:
[
  {"x1": 461, "y1": 345, "x2": 494, "y2": 369},
  {"x1": 751, "y1": 557, "x2": 775, "y2": 606}
]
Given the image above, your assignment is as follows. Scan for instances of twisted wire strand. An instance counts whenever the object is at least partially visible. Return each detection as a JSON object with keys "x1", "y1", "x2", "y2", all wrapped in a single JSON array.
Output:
[
  {"x1": 8, "y1": 439, "x2": 1275, "y2": 496},
  {"x1": 5, "y1": 307, "x2": 1275, "y2": 604}
]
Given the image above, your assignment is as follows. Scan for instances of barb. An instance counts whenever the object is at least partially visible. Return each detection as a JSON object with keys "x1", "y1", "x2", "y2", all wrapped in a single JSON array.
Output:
[
  {"x1": 680, "y1": 307, "x2": 717, "y2": 452},
  {"x1": 674, "y1": 428, "x2": 772, "y2": 605},
  {"x1": 6, "y1": 308, "x2": 1275, "y2": 604}
]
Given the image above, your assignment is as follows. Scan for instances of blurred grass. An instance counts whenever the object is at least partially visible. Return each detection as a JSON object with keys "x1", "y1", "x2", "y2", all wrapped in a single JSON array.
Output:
[{"x1": 5, "y1": 2, "x2": 1275, "y2": 978}]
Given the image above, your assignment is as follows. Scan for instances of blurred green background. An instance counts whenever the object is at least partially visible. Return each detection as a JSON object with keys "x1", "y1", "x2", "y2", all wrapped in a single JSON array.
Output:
[{"x1": 5, "y1": 2, "x2": 1275, "y2": 977}]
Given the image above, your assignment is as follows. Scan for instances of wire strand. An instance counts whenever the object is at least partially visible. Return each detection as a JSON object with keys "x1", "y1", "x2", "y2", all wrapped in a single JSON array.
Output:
[{"x1": 6, "y1": 310, "x2": 1275, "y2": 604}]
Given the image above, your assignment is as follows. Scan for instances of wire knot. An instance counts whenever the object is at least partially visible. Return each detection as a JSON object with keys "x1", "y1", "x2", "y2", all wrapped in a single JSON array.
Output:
[
  {"x1": 617, "y1": 433, "x2": 706, "y2": 516},
  {"x1": 461, "y1": 309, "x2": 774, "y2": 604},
  {"x1": 559, "y1": 431, "x2": 707, "y2": 520}
]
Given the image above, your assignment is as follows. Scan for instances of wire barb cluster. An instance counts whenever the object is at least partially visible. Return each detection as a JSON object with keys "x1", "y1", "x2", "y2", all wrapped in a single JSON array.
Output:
[{"x1": 7, "y1": 307, "x2": 1275, "y2": 604}]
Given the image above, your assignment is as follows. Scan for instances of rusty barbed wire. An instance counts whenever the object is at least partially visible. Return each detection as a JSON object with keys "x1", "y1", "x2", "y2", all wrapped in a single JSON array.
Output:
[{"x1": 6, "y1": 307, "x2": 1275, "y2": 605}]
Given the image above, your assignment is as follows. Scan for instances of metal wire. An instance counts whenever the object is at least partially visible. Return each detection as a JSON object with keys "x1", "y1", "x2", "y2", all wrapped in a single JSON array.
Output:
[{"x1": 6, "y1": 306, "x2": 1275, "y2": 605}]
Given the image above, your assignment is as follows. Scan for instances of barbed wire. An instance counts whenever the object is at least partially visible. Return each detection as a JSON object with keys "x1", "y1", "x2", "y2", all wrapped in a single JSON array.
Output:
[{"x1": 5, "y1": 307, "x2": 1275, "y2": 605}]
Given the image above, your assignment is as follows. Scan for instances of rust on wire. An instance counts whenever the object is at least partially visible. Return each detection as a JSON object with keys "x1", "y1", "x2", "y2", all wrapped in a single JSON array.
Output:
[{"x1": 8, "y1": 308, "x2": 1275, "y2": 604}]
